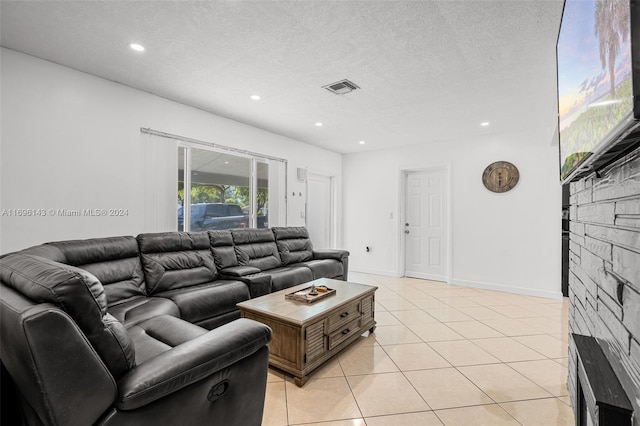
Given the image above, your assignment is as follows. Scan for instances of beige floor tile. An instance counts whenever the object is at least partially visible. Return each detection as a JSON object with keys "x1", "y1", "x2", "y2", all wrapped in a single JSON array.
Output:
[
  {"x1": 471, "y1": 337, "x2": 547, "y2": 362},
  {"x1": 458, "y1": 363, "x2": 553, "y2": 402},
  {"x1": 262, "y1": 381, "x2": 287, "y2": 426},
  {"x1": 285, "y1": 377, "x2": 361, "y2": 424},
  {"x1": 426, "y1": 308, "x2": 474, "y2": 322},
  {"x1": 383, "y1": 342, "x2": 451, "y2": 371},
  {"x1": 429, "y1": 340, "x2": 500, "y2": 366},
  {"x1": 391, "y1": 309, "x2": 439, "y2": 325},
  {"x1": 553, "y1": 357, "x2": 569, "y2": 367},
  {"x1": 558, "y1": 396, "x2": 572, "y2": 407},
  {"x1": 375, "y1": 310, "x2": 403, "y2": 326},
  {"x1": 516, "y1": 303, "x2": 564, "y2": 317},
  {"x1": 500, "y1": 397, "x2": 575, "y2": 426},
  {"x1": 405, "y1": 368, "x2": 493, "y2": 409},
  {"x1": 456, "y1": 306, "x2": 509, "y2": 320},
  {"x1": 421, "y1": 288, "x2": 461, "y2": 298},
  {"x1": 371, "y1": 325, "x2": 422, "y2": 345},
  {"x1": 508, "y1": 359, "x2": 569, "y2": 396},
  {"x1": 513, "y1": 334, "x2": 568, "y2": 358},
  {"x1": 348, "y1": 332, "x2": 379, "y2": 348},
  {"x1": 480, "y1": 318, "x2": 542, "y2": 336},
  {"x1": 549, "y1": 332, "x2": 570, "y2": 343},
  {"x1": 348, "y1": 272, "x2": 380, "y2": 285},
  {"x1": 267, "y1": 367, "x2": 285, "y2": 382},
  {"x1": 434, "y1": 404, "x2": 520, "y2": 426},
  {"x1": 365, "y1": 411, "x2": 443, "y2": 426},
  {"x1": 444, "y1": 321, "x2": 504, "y2": 339},
  {"x1": 311, "y1": 357, "x2": 345, "y2": 379},
  {"x1": 347, "y1": 372, "x2": 430, "y2": 417},
  {"x1": 408, "y1": 323, "x2": 465, "y2": 342},
  {"x1": 374, "y1": 292, "x2": 404, "y2": 302},
  {"x1": 375, "y1": 301, "x2": 387, "y2": 312},
  {"x1": 466, "y1": 295, "x2": 518, "y2": 307},
  {"x1": 447, "y1": 288, "x2": 486, "y2": 297},
  {"x1": 518, "y1": 317, "x2": 568, "y2": 334},
  {"x1": 437, "y1": 296, "x2": 481, "y2": 308},
  {"x1": 411, "y1": 297, "x2": 452, "y2": 310},
  {"x1": 377, "y1": 298, "x2": 419, "y2": 311},
  {"x1": 294, "y1": 419, "x2": 366, "y2": 426},
  {"x1": 488, "y1": 305, "x2": 541, "y2": 319},
  {"x1": 338, "y1": 344, "x2": 399, "y2": 376},
  {"x1": 394, "y1": 288, "x2": 432, "y2": 299}
]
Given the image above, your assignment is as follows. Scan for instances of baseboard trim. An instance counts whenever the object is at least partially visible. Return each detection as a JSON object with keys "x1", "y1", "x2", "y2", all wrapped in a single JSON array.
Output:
[
  {"x1": 450, "y1": 278, "x2": 563, "y2": 300},
  {"x1": 405, "y1": 272, "x2": 448, "y2": 283},
  {"x1": 350, "y1": 267, "x2": 403, "y2": 278}
]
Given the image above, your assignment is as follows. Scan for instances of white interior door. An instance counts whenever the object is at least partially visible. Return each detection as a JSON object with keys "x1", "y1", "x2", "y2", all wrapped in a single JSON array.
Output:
[
  {"x1": 306, "y1": 173, "x2": 332, "y2": 248},
  {"x1": 404, "y1": 169, "x2": 448, "y2": 282}
]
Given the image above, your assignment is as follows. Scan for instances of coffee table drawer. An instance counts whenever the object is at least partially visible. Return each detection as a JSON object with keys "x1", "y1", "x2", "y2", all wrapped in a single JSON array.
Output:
[
  {"x1": 328, "y1": 318, "x2": 361, "y2": 350},
  {"x1": 326, "y1": 302, "x2": 360, "y2": 333}
]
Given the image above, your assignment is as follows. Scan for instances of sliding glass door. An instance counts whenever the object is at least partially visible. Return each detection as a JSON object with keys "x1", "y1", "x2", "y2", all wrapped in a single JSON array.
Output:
[{"x1": 178, "y1": 145, "x2": 277, "y2": 231}]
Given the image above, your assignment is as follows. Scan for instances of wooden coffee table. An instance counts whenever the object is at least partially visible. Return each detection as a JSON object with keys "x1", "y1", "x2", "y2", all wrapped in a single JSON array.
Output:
[{"x1": 237, "y1": 278, "x2": 377, "y2": 386}]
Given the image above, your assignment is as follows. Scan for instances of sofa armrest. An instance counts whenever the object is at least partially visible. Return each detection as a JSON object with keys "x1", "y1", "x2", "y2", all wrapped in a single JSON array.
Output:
[
  {"x1": 220, "y1": 265, "x2": 261, "y2": 277},
  {"x1": 116, "y1": 318, "x2": 271, "y2": 410},
  {"x1": 312, "y1": 249, "x2": 349, "y2": 261},
  {"x1": 220, "y1": 272, "x2": 271, "y2": 298}
]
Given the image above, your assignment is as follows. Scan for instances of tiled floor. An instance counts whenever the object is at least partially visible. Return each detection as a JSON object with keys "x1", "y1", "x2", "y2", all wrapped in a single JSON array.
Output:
[{"x1": 262, "y1": 273, "x2": 574, "y2": 426}]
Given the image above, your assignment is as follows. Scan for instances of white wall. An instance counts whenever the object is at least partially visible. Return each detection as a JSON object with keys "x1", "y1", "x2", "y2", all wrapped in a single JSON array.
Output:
[
  {"x1": 0, "y1": 49, "x2": 342, "y2": 253},
  {"x1": 343, "y1": 128, "x2": 563, "y2": 298}
]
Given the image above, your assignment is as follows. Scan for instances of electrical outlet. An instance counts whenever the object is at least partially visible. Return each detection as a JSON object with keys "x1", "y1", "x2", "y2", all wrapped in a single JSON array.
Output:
[{"x1": 366, "y1": 246, "x2": 370, "y2": 253}]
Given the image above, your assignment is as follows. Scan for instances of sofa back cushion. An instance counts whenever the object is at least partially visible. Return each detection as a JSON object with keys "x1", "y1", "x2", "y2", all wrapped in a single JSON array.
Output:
[
  {"x1": 231, "y1": 229, "x2": 282, "y2": 271},
  {"x1": 137, "y1": 232, "x2": 217, "y2": 294},
  {"x1": 0, "y1": 253, "x2": 135, "y2": 380},
  {"x1": 40, "y1": 236, "x2": 146, "y2": 306},
  {"x1": 272, "y1": 227, "x2": 314, "y2": 265},
  {"x1": 208, "y1": 230, "x2": 238, "y2": 270}
]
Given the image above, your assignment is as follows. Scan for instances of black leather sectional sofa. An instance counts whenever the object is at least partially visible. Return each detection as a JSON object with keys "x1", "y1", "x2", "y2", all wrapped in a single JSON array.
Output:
[{"x1": 0, "y1": 226, "x2": 349, "y2": 426}]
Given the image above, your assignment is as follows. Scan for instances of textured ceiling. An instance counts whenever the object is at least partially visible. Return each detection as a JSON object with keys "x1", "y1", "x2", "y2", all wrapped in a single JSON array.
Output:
[{"x1": 0, "y1": 1, "x2": 564, "y2": 154}]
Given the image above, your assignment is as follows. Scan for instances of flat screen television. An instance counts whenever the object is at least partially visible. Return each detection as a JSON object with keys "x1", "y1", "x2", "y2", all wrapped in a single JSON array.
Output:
[{"x1": 557, "y1": 0, "x2": 640, "y2": 183}]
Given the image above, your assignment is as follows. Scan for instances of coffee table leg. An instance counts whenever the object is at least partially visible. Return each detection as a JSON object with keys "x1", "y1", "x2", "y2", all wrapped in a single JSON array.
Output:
[{"x1": 294, "y1": 376, "x2": 308, "y2": 387}]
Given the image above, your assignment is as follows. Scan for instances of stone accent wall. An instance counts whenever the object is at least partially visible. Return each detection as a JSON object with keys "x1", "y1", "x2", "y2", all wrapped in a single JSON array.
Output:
[{"x1": 568, "y1": 146, "x2": 640, "y2": 424}]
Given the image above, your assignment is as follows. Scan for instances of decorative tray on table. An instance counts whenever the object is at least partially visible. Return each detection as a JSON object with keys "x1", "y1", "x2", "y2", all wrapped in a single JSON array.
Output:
[{"x1": 285, "y1": 285, "x2": 336, "y2": 303}]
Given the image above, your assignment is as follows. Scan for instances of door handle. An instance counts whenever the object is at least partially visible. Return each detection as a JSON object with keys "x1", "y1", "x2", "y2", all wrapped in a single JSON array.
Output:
[{"x1": 404, "y1": 230, "x2": 410, "y2": 234}]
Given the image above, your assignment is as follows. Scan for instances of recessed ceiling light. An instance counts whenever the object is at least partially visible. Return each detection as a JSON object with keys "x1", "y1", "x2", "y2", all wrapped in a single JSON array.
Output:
[
  {"x1": 359, "y1": 140, "x2": 366, "y2": 145},
  {"x1": 315, "y1": 122, "x2": 323, "y2": 127},
  {"x1": 250, "y1": 95, "x2": 261, "y2": 101},
  {"x1": 128, "y1": 42, "x2": 145, "y2": 52},
  {"x1": 224, "y1": 161, "x2": 229, "y2": 164},
  {"x1": 480, "y1": 122, "x2": 490, "y2": 126}
]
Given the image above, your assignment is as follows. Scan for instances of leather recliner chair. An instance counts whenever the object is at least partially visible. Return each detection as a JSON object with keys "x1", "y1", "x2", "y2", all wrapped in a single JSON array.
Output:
[{"x1": 0, "y1": 253, "x2": 272, "y2": 426}]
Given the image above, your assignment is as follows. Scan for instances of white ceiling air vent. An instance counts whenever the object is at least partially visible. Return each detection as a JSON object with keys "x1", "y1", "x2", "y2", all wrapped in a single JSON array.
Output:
[{"x1": 323, "y1": 79, "x2": 360, "y2": 95}]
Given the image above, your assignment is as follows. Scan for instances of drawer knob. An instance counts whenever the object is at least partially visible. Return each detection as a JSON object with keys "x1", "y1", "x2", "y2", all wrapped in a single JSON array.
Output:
[
  {"x1": 340, "y1": 312, "x2": 349, "y2": 318},
  {"x1": 342, "y1": 329, "x2": 350, "y2": 335}
]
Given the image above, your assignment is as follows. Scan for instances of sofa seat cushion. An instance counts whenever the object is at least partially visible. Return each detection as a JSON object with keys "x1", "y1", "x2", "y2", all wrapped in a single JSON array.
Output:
[
  {"x1": 265, "y1": 266, "x2": 314, "y2": 292},
  {"x1": 108, "y1": 296, "x2": 180, "y2": 327},
  {"x1": 127, "y1": 315, "x2": 208, "y2": 364},
  {"x1": 155, "y1": 280, "x2": 250, "y2": 325},
  {"x1": 297, "y1": 259, "x2": 344, "y2": 280}
]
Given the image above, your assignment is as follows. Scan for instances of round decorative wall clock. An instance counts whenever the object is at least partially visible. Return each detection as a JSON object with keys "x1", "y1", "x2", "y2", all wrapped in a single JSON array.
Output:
[{"x1": 482, "y1": 161, "x2": 519, "y2": 193}]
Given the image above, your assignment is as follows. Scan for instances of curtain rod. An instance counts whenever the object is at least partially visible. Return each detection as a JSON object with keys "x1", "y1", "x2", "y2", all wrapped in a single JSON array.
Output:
[{"x1": 140, "y1": 127, "x2": 287, "y2": 163}]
